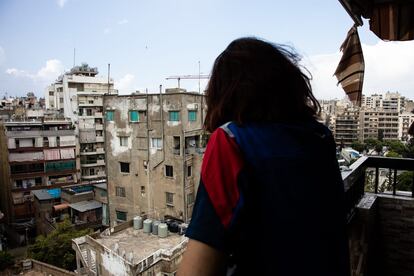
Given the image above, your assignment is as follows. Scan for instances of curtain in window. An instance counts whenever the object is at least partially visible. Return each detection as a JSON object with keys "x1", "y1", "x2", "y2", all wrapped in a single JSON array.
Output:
[
  {"x1": 60, "y1": 148, "x2": 75, "y2": 159},
  {"x1": 44, "y1": 149, "x2": 61, "y2": 160}
]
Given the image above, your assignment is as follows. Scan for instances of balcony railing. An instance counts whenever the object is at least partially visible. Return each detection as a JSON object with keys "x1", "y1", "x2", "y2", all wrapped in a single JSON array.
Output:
[
  {"x1": 344, "y1": 156, "x2": 414, "y2": 276},
  {"x1": 344, "y1": 156, "x2": 414, "y2": 219}
]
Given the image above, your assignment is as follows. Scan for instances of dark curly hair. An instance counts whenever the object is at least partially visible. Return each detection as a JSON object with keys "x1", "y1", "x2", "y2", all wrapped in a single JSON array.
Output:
[{"x1": 204, "y1": 37, "x2": 320, "y2": 132}]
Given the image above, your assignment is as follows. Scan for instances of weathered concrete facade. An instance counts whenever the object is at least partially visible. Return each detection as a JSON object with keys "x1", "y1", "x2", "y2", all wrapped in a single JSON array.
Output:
[
  {"x1": 46, "y1": 64, "x2": 118, "y2": 184},
  {"x1": 0, "y1": 118, "x2": 78, "y2": 243},
  {"x1": 104, "y1": 89, "x2": 206, "y2": 224}
]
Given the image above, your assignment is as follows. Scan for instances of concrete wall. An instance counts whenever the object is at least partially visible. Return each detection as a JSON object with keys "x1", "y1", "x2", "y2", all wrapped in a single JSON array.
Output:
[
  {"x1": 376, "y1": 195, "x2": 414, "y2": 276},
  {"x1": 104, "y1": 92, "x2": 205, "y2": 224}
]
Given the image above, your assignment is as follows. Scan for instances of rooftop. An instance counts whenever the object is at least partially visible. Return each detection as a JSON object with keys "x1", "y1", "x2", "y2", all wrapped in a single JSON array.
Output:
[
  {"x1": 69, "y1": 200, "x2": 102, "y2": 212},
  {"x1": 95, "y1": 223, "x2": 187, "y2": 265},
  {"x1": 32, "y1": 188, "x2": 61, "y2": 201}
]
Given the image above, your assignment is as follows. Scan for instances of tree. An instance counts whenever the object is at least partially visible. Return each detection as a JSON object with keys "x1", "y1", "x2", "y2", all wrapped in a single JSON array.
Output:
[
  {"x1": 384, "y1": 140, "x2": 406, "y2": 155},
  {"x1": 396, "y1": 171, "x2": 413, "y2": 192},
  {"x1": 0, "y1": 251, "x2": 14, "y2": 271},
  {"x1": 385, "y1": 151, "x2": 401, "y2": 158},
  {"x1": 27, "y1": 219, "x2": 91, "y2": 271},
  {"x1": 351, "y1": 141, "x2": 365, "y2": 153}
]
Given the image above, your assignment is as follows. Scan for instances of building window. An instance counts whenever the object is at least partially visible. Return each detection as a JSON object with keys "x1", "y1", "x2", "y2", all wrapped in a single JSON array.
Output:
[
  {"x1": 49, "y1": 91, "x2": 54, "y2": 96},
  {"x1": 166, "y1": 192, "x2": 174, "y2": 206},
  {"x1": 169, "y1": 111, "x2": 180, "y2": 121},
  {"x1": 59, "y1": 97, "x2": 64, "y2": 103},
  {"x1": 165, "y1": 165, "x2": 173, "y2": 177},
  {"x1": 188, "y1": 110, "x2": 197, "y2": 121},
  {"x1": 86, "y1": 109, "x2": 92, "y2": 116},
  {"x1": 106, "y1": 110, "x2": 114, "y2": 121},
  {"x1": 120, "y1": 137, "x2": 128, "y2": 147},
  {"x1": 116, "y1": 186, "x2": 126, "y2": 197},
  {"x1": 116, "y1": 210, "x2": 127, "y2": 222},
  {"x1": 187, "y1": 165, "x2": 192, "y2": 177},
  {"x1": 151, "y1": 138, "x2": 162, "y2": 149},
  {"x1": 120, "y1": 162, "x2": 130, "y2": 173},
  {"x1": 129, "y1": 110, "x2": 139, "y2": 122},
  {"x1": 141, "y1": 186, "x2": 145, "y2": 197}
]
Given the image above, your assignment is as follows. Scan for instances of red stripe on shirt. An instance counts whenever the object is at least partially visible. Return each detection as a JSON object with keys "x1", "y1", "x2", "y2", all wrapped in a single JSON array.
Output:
[{"x1": 201, "y1": 127, "x2": 244, "y2": 228}]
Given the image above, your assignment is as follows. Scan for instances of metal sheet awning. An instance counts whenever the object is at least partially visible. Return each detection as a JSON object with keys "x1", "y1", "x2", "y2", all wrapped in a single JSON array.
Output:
[{"x1": 69, "y1": 200, "x2": 102, "y2": 213}]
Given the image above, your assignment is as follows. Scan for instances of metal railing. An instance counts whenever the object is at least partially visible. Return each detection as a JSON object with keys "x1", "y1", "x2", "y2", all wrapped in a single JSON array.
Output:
[{"x1": 343, "y1": 156, "x2": 414, "y2": 221}]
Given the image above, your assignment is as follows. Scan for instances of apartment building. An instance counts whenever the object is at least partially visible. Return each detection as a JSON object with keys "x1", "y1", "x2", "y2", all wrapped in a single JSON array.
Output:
[
  {"x1": 0, "y1": 117, "x2": 78, "y2": 243},
  {"x1": 362, "y1": 92, "x2": 406, "y2": 112},
  {"x1": 333, "y1": 108, "x2": 360, "y2": 147},
  {"x1": 399, "y1": 111, "x2": 414, "y2": 141},
  {"x1": 46, "y1": 63, "x2": 118, "y2": 183},
  {"x1": 104, "y1": 89, "x2": 206, "y2": 225},
  {"x1": 360, "y1": 109, "x2": 400, "y2": 141}
]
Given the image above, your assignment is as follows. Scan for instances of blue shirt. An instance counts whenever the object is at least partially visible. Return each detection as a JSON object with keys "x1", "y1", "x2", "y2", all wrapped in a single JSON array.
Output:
[{"x1": 186, "y1": 120, "x2": 350, "y2": 276}]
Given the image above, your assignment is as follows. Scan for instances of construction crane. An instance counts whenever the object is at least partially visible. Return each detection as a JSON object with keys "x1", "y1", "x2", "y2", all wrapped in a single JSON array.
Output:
[{"x1": 166, "y1": 74, "x2": 210, "y2": 93}]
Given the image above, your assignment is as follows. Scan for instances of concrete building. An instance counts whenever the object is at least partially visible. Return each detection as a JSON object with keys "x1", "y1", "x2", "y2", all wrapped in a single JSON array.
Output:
[
  {"x1": 334, "y1": 108, "x2": 360, "y2": 147},
  {"x1": 399, "y1": 111, "x2": 414, "y2": 142},
  {"x1": 46, "y1": 63, "x2": 118, "y2": 184},
  {"x1": 72, "y1": 220, "x2": 187, "y2": 275},
  {"x1": 360, "y1": 109, "x2": 400, "y2": 141},
  {"x1": 104, "y1": 89, "x2": 206, "y2": 225},
  {"x1": 362, "y1": 92, "x2": 407, "y2": 113},
  {"x1": 0, "y1": 117, "x2": 78, "y2": 243}
]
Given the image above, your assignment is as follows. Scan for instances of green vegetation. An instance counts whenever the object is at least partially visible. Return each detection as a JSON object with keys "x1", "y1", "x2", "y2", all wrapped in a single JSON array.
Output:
[
  {"x1": 27, "y1": 219, "x2": 91, "y2": 271},
  {"x1": 0, "y1": 251, "x2": 15, "y2": 271},
  {"x1": 352, "y1": 138, "x2": 414, "y2": 158}
]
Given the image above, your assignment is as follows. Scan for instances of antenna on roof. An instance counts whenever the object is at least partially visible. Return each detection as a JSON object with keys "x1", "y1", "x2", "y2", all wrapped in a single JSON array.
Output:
[{"x1": 73, "y1": 48, "x2": 76, "y2": 67}]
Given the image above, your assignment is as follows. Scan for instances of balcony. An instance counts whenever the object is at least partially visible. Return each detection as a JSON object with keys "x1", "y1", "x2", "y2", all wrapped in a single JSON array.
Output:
[
  {"x1": 94, "y1": 112, "x2": 103, "y2": 118},
  {"x1": 96, "y1": 136, "x2": 104, "y2": 143},
  {"x1": 95, "y1": 124, "x2": 104, "y2": 130},
  {"x1": 82, "y1": 172, "x2": 106, "y2": 180},
  {"x1": 344, "y1": 156, "x2": 414, "y2": 276}
]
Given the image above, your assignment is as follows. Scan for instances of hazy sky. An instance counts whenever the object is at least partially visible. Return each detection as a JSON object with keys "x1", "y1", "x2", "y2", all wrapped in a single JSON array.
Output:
[{"x1": 1, "y1": 0, "x2": 413, "y2": 100}]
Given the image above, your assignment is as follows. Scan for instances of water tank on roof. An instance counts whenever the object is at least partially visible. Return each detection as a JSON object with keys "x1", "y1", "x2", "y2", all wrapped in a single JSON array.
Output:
[
  {"x1": 143, "y1": 219, "x2": 152, "y2": 233},
  {"x1": 168, "y1": 221, "x2": 179, "y2": 233},
  {"x1": 158, "y1": 223, "x2": 168, "y2": 238},
  {"x1": 133, "y1": 216, "x2": 143, "y2": 230},
  {"x1": 152, "y1": 220, "x2": 160, "y2": 235}
]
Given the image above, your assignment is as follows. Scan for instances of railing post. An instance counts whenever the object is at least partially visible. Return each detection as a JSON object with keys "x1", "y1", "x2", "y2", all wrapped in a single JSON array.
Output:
[
  {"x1": 412, "y1": 171, "x2": 414, "y2": 198},
  {"x1": 375, "y1": 167, "x2": 379, "y2": 194},
  {"x1": 393, "y1": 169, "x2": 397, "y2": 196}
]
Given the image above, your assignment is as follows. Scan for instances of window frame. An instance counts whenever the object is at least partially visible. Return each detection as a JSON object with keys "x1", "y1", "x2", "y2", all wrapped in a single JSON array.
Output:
[
  {"x1": 188, "y1": 110, "x2": 197, "y2": 121},
  {"x1": 119, "y1": 136, "x2": 128, "y2": 147},
  {"x1": 129, "y1": 110, "x2": 139, "y2": 122},
  {"x1": 168, "y1": 111, "x2": 180, "y2": 122},
  {"x1": 106, "y1": 110, "x2": 114, "y2": 121},
  {"x1": 115, "y1": 186, "x2": 126, "y2": 197},
  {"x1": 150, "y1": 138, "x2": 162, "y2": 149},
  {"x1": 120, "y1": 162, "x2": 130, "y2": 173},
  {"x1": 165, "y1": 165, "x2": 173, "y2": 177},
  {"x1": 166, "y1": 192, "x2": 174, "y2": 206},
  {"x1": 116, "y1": 210, "x2": 127, "y2": 222}
]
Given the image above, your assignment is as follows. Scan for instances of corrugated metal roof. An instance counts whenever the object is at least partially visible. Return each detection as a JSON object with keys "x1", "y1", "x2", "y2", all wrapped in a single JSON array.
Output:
[{"x1": 69, "y1": 200, "x2": 102, "y2": 212}]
